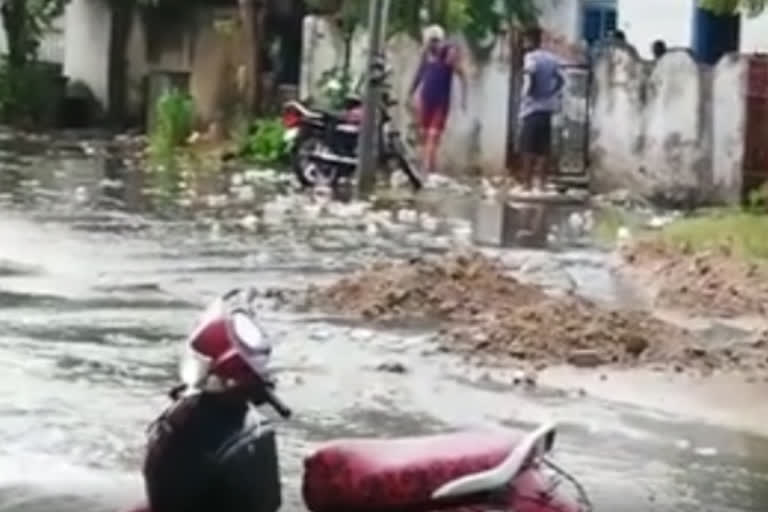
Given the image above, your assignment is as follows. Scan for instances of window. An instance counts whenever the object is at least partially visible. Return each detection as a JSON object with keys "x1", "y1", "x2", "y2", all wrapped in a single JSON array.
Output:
[{"x1": 582, "y1": 0, "x2": 617, "y2": 45}]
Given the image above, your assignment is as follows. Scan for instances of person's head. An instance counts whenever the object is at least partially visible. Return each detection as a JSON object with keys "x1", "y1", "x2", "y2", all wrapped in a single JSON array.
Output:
[
  {"x1": 522, "y1": 26, "x2": 543, "y2": 51},
  {"x1": 652, "y1": 39, "x2": 667, "y2": 59},
  {"x1": 423, "y1": 24, "x2": 445, "y2": 53}
]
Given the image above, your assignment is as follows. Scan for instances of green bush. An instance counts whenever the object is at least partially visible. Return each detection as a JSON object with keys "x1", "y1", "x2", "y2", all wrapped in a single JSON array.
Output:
[
  {"x1": 746, "y1": 181, "x2": 768, "y2": 213},
  {"x1": 146, "y1": 88, "x2": 194, "y2": 203},
  {"x1": 239, "y1": 117, "x2": 289, "y2": 164},
  {"x1": 149, "y1": 88, "x2": 195, "y2": 163},
  {"x1": 0, "y1": 59, "x2": 62, "y2": 125}
]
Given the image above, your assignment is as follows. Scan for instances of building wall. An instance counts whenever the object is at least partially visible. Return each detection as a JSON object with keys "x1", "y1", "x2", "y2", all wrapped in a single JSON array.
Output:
[
  {"x1": 124, "y1": 6, "x2": 247, "y2": 126},
  {"x1": 299, "y1": 3, "x2": 583, "y2": 177},
  {"x1": 590, "y1": 46, "x2": 746, "y2": 204},
  {"x1": 56, "y1": 2, "x2": 248, "y2": 124},
  {"x1": 187, "y1": 10, "x2": 247, "y2": 125},
  {"x1": 711, "y1": 54, "x2": 747, "y2": 202},
  {"x1": 63, "y1": 0, "x2": 112, "y2": 109}
]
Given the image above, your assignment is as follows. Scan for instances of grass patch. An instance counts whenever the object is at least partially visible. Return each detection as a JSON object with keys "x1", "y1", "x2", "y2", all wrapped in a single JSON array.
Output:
[
  {"x1": 143, "y1": 88, "x2": 198, "y2": 209},
  {"x1": 149, "y1": 88, "x2": 194, "y2": 164},
  {"x1": 655, "y1": 209, "x2": 768, "y2": 260},
  {"x1": 238, "y1": 117, "x2": 289, "y2": 165}
]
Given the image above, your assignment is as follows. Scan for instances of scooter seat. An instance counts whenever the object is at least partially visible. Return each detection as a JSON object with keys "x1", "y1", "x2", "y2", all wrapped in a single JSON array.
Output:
[{"x1": 302, "y1": 429, "x2": 522, "y2": 512}]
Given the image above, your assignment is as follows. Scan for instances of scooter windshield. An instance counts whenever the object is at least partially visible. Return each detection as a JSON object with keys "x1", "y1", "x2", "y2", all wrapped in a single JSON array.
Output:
[{"x1": 231, "y1": 311, "x2": 272, "y2": 377}]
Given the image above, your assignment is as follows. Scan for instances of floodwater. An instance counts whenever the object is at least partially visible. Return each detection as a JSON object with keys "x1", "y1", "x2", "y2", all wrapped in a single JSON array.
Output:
[{"x1": 0, "y1": 135, "x2": 767, "y2": 512}]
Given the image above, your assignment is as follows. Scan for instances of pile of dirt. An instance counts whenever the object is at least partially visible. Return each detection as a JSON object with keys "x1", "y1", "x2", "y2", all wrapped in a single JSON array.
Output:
[
  {"x1": 308, "y1": 252, "x2": 549, "y2": 322},
  {"x1": 621, "y1": 240, "x2": 768, "y2": 317},
  {"x1": 304, "y1": 251, "x2": 764, "y2": 373}
]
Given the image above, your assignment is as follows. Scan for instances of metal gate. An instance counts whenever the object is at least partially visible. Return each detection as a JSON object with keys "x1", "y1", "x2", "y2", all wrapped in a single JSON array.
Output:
[
  {"x1": 506, "y1": 58, "x2": 592, "y2": 191},
  {"x1": 551, "y1": 63, "x2": 591, "y2": 190},
  {"x1": 743, "y1": 54, "x2": 768, "y2": 196}
]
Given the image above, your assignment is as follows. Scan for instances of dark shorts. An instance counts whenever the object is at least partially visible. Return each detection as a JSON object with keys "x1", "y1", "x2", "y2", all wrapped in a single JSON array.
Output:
[{"x1": 520, "y1": 111, "x2": 552, "y2": 156}]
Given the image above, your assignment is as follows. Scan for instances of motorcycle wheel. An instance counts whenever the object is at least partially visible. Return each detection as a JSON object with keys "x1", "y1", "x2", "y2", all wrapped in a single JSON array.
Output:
[
  {"x1": 292, "y1": 137, "x2": 325, "y2": 188},
  {"x1": 389, "y1": 134, "x2": 424, "y2": 191}
]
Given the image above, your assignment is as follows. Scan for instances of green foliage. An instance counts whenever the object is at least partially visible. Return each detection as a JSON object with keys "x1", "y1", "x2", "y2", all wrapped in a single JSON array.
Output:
[
  {"x1": 149, "y1": 88, "x2": 195, "y2": 163},
  {"x1": 746, "y1": 181, "x2": 768, "y2": 213},
  {"x1": 0, "y1": 0, "x2": 69, "y2": 67},
  {"x1": 698, "y1": 0, "x2": 768, "y2": 16},
  {"x1": 0, "y1": 0, "x2": 70, "y2": 124},
  {"x1": 658, "y1": 209, "x2": 768, "y2": 260},
  {"x1": 499, "y1": 0, "x2": 538, "y2": 26},
  {"x1": 0, "y1": 58, "x2": 62, "y2": 124},
  {"x1": 319, "y1": 0, "x2": 538, "y2": 58},
  {"x1": 24, "y1": 0, "x2": 68, "y2": 37},
  {"x1": 147, "y1": 88, "x2": 194, "y2": 200},
  {"x1": 147, "y1": 89, "x2": 194, "y2": 203},
  {"x1": 315, "y1": 67, "x2": 358, "y2": 110},
  {"x1": 239, "y1": 117, "x2": 289, "y2": 164}
]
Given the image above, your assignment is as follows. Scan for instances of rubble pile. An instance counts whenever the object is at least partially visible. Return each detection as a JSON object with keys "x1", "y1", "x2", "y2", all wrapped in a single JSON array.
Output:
[
  {"x1": 622, "y1": 240, "x2": 768, "y2": 317},
  {"x1": 308, "y1": 251, "x2": 549, "y2": 322},
  {"x1": 304, "y1": 251, "x2": 764, "y2": 372}
]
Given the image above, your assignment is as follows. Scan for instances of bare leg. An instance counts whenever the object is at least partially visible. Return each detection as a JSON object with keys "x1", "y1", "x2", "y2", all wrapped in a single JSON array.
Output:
[
  {"x1": 521, "y1": 153, "x2": 534, "y2": 190},
  {"x1": 532, "y1": 155, "x2": 545, "y2": 190},
  {"x1": 520, "y1": 115, "x2": 534, "y2": 190},
  {"x1": 539, "y1": 112, "x2": 554, "y2": 189},
  {"x1": 424, "y1": 130, "x2": 442, "y2": 174},
  {"x1": 539, "y1": 155, "x2": 553, "y2": 189}
]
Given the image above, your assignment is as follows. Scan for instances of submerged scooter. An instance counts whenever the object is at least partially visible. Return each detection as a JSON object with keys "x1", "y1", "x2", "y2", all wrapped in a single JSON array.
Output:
[{"x1": 125, "y1": 288, "x2": 591, "y2": 512}]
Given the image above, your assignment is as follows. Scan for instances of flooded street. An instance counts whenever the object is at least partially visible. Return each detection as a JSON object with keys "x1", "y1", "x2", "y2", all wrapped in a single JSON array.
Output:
[{"x1": 1, "y1": 143, "x2": 768, "y2": 512}]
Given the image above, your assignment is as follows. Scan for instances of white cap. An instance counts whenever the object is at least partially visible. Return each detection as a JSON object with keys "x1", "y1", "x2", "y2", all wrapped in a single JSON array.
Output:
[{"x1": 424, "y1": 24, "x2": 445, "y2": 42}]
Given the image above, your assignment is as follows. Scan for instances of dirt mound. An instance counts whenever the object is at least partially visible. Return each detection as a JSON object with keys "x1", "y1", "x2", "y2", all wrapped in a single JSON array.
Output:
[
  {"x1": 304, "y1": 252, "x2": 762, "y2": 373},
  {"x1": 622, "y1": 240, "x2": 768, "y2": 317},
  {"x1": 309, "y1": 252, "x2": 548, "y2": 322}
]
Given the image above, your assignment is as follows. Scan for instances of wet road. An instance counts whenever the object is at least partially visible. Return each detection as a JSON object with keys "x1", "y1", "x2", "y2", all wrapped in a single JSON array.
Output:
[{"x1": 1, "y1": 146, "x2": 768, "y2": 512}]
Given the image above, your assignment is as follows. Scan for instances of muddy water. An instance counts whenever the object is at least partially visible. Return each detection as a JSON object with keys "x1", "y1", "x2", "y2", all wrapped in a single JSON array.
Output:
[{"x1": 0, "y1": 145, "x2": 767, "y2": 512}]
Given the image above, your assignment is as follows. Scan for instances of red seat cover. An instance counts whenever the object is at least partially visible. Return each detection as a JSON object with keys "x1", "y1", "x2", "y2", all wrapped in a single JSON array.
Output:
[{"x1": 302, "y1": 429, "x2": 522, "y2": 512}]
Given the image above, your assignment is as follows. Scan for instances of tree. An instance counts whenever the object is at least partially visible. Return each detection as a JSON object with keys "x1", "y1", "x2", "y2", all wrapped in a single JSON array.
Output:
[
  {"x1": 238, "y1": 0, "x2": 267, "y2": 115},
  {"x1": 0, "y1": 0, "x2": 69, "y2": 69},
  {"x1": 0, "y1": 0, "x2": 70, "y2": 124},
  {"x1": 699, "y1": 0, "x2": 768, "y2": 16},
  {"x1": 107, "y1": 0, "x2": 138, "y2": 124},
  {"x1": 308, "y1": 0, "x2": 538, "y2": 43}
]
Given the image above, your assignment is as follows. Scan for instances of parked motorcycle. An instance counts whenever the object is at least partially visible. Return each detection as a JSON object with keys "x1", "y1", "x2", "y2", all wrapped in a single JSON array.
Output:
[
  {"x1": 282, "y1": 63, "x2": 423, "y2": 191},
  {"x1": 123, "y1": 288, "x2": 592, "y2": 512}
]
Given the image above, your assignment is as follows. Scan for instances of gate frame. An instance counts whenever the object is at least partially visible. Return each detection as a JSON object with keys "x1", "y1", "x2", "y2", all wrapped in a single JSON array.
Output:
[
  {"x1": 504, "y1": 36, "x2": 592, "y2": 189},
  {"x1": 742, "y1": 53, "x2": 768, "y2": 200}
]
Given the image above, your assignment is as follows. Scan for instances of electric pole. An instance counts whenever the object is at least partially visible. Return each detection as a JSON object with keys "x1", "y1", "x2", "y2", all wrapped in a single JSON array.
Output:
[{"x1": 355, "y1": 0, "x2": 386, "y2": 198}]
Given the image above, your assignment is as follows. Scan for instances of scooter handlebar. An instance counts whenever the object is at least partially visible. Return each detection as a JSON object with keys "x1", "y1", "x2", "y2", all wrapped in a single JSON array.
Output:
[{"x1": 262, "y1": 384, "x2": 292, "y2": 418}]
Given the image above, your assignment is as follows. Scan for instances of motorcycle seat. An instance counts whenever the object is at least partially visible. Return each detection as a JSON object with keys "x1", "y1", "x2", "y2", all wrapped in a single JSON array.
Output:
[{"x1": 302, "y1": 429, "x2": 522, "y2": 512}]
